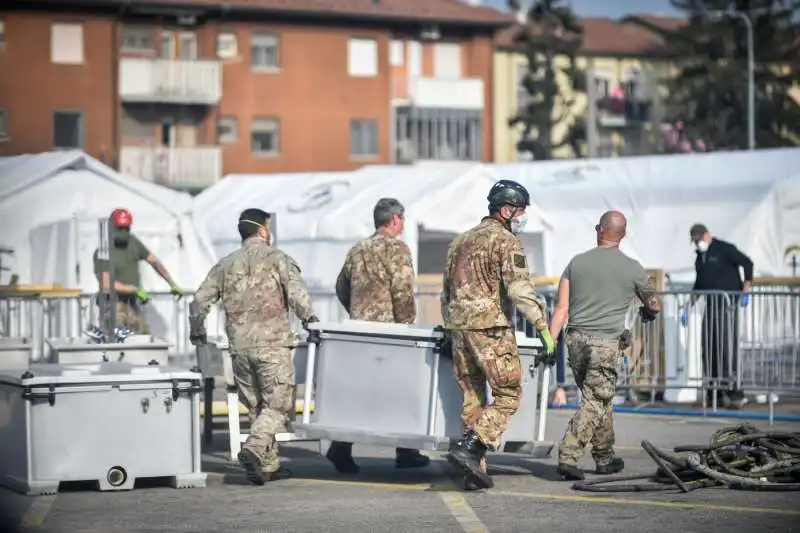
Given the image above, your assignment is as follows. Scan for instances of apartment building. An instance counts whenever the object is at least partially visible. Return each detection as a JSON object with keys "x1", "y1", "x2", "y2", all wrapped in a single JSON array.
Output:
[
  {"x1": 0, "y1": 0, "x2": 509, "y2": 190},
  {"x1": 493, "y1": 15, "x2": 681, "y2": 161}
]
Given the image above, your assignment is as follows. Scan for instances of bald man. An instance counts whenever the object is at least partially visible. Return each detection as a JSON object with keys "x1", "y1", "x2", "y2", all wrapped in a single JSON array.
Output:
[{"x1": 549, "y1": 211, "x2": 661, "y2": 481}]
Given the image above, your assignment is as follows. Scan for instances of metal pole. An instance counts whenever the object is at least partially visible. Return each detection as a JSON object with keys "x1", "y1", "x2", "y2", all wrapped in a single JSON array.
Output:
[
  {"x1": 709, "y1": 11, "x2": 755, "y2": 150},
  {"x1": 586, "y1": 59, "x2": 598, "y2": 158},
  {"x1": 740, "y1": 13, "x2": 756, "y2": 151}
]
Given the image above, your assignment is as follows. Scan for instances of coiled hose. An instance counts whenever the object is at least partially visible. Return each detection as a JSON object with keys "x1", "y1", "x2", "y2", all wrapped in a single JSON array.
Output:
[{"x1": 572, "y1": 423, "x2": 800, "y2": 493}]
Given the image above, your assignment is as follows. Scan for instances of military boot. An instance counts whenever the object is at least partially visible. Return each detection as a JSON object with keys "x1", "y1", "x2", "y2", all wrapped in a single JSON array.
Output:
[
  {"x1": 238, "y1": 448, "x2": 267, "y2": 486},
  {"x1": 447, "y1": 430, "x2": 493, "y2": 489},
  {"x1": 395, "y1": 448, "x2": 431, "y2": 469},
  {"x1": 263, "y1": 466, "x2": 293, "y2": 482},
  {"x1": 595, "y1": 457, "x2": 625, "y2": 475},
  {"x1": 326, "y1": 441, "x2": 360, "y2": 474},
  {"x1": 556, "y1": 463, "x2": 584, "y2": 481}
]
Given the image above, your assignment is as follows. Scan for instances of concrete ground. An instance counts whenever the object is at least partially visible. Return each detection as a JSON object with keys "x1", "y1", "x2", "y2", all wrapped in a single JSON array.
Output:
[{"x1": 2, "y1": 411, "x2": 799, "y2": 533}]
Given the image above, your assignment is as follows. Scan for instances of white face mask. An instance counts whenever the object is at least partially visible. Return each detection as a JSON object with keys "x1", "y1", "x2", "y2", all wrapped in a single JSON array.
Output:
[
  {"x1": 695, "y1": 240, "x2": 709, "y2": 253},
  {"x1": 511, "y1": 214, "x2": 528, "y2": 235}
]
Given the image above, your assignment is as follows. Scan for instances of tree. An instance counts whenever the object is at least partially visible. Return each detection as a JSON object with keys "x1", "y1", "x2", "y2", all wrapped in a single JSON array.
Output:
[
  {"x1": 659, "y1": 0, "x2": 800, "y2": 151},
  {"x1": 507, "y1": 0, "x2": 587, "y2": 160}
]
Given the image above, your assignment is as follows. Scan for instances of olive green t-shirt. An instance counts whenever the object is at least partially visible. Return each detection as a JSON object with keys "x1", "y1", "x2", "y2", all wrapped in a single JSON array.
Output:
[
  {"x1": 563, "y1": 247, "x2": 651, "y2": 337},
  {"x1": 93, "y1": 234, "x2": 151, "y2": 288}
]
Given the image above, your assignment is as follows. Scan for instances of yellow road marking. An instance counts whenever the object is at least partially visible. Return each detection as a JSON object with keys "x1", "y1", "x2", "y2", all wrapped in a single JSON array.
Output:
[
  {"x1": 19, "y1": 494, "x2": 57, "y2": 529},
  {"x1": 294, "y1": 476, "x2": 798, "y2": 517},
  {"x1": 490, "y1": 490, "x2": 800, "y2": 516},
  {"x1": 431, "y1": 461, "x2": 490, "y2": 533}
]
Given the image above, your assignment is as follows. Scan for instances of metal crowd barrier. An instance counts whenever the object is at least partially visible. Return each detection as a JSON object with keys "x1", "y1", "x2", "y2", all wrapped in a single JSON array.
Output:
[{"x1": 2, "y1": 285, "x2": 798, "y2": 422}]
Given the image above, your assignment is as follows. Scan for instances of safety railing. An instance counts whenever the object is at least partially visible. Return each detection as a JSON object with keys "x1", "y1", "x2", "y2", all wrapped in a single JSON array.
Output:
[{"x1": 2, "y1": 285, "x2": 798, "y2": 422}]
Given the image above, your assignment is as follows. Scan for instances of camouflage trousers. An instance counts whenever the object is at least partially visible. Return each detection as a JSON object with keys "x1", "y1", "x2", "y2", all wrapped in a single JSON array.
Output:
[
  {"x1": 451, "y1": 327, "x2": 522, "y2": 451},
  {"x1": 115, "y1": 300, "x2": 149, "y2": 334},
  {"x1": 232, "y1": 347, "x2": 295, "y2": 473},
  {"x1": 558, "y1": 329, "x2": 619, "y2": 467}
]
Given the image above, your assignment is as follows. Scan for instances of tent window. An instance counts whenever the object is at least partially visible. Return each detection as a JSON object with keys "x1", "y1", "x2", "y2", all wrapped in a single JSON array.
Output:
[
  {"x1": 350, "y1": 119, "x2": 378, "y2": 157},
  {"x1": 53, "y1": 111, "x2": 83, "y2": 149},
  {"x1": 251, "y1": 118, "x2": 279, "y2": 156}
]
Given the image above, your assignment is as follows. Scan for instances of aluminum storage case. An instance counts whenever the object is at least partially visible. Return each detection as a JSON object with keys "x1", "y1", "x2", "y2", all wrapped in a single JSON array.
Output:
[
  {"x1": 46, "y1": 335, "x2": 170, "y2": 366},
  {"x1": 0, "y1": 337, "x2": 32, "y2": 373},
  {"x1": 295, "y1": 320, "x2": 552, "y2": 457},
  {"x1": 0, "y1": 362, "x2": 206, "y2": 495}
]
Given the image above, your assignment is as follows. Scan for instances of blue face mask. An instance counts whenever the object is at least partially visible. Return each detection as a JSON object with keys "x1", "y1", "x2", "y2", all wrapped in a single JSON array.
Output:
[{"x1": 695, "y1": 241, "x2": 709, "y2": 253}]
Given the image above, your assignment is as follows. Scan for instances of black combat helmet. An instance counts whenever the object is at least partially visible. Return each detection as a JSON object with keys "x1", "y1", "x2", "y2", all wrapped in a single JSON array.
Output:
[{"x1": 487, "y1": 179, "x2": 530, "y2": 209}]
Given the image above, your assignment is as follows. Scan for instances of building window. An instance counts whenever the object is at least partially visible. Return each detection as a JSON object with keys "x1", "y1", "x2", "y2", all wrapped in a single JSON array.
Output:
[
  {"x1": 350, "y1": 119, "x2": 378, "y2": 157},
  {"x1": 217, "y1": 32, "x2": 238, "y2": 59},
  {"x1": 51, "y1": 23, "x2": 84, "y2": 65},
  {"x1": 218, "y1": 117, "x2": 238, "y2": 143},
  {"x1": 122, "y1": 25, "x2": 153, "y2": 52},
  {"x1": 594, "y1": 73, "x2": 612, "y2": 98},
  {"x1": 395, "y1": 108, "x2": 482, "y2": 162},
  {"x1": 251, "y1": 118, "x2": 279, "y2": 156},
  {"x1": 0, "y1": 20, "x2": 5, "y2": 49},
  {"x1": 0, "y1": 109, "x2": 7, "y2": 137},
  {"x1": 433, "y1": 43, "x2": 461, "y2": 78},
  {"x1": 53, "y1": 111, "x2": 83, "y2": 149},
  {"x1": 251, "y1": 33, "x2": 279, "y2": 69},
  {"x1": 389, "y1": 40, "x2": 404, "y2": 66},
  {"x1": 348, "y1": 38, "x2": 378, "y2": 77}
]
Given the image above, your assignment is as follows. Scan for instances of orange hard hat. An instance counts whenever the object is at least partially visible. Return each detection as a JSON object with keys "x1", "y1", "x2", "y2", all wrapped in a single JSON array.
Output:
[{"x1": 111, "y1": 208, "x2": 133, "y2": 228}]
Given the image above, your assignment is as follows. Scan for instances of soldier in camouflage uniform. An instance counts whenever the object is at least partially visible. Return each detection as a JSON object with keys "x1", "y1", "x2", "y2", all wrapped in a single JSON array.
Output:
[
  {"x1": 442, "y1": 180, "x2": 556, "y2": 490},
  {"x1": 189, "y1": 208, "x2": 318, "y2": 485},
  {"x1": 548, "y1": 211, "x2": 661, "y2": 481},
  {"x1": 326, "y1": 198, "x2": 430, "y2": 473}
]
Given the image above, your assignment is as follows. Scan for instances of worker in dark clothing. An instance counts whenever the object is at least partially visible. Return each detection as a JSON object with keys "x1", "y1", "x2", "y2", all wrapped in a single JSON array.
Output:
[{"x1": 681, "y1": 223, "x2": 753, "y2": 410}]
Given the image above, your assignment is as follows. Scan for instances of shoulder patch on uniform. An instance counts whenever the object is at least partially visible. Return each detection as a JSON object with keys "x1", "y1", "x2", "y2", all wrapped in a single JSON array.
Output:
[{"x1": 514, "y1": 253, "x2": 527, "y2": 269}]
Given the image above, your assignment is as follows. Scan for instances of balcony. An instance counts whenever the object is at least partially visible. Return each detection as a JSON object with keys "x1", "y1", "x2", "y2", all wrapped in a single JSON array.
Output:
[
  {"x1": 119, "y1": 58, "x2": 222, "y2": 105},
  {"x1": 393, "y1": 76, "x2": 485, "y2": 110},
  {"x1": 119, "y1": 146, "x2": 222, "y2": 190},
  {"x1": 596, "y1": 96, "x2": 652, "y2": 127}
]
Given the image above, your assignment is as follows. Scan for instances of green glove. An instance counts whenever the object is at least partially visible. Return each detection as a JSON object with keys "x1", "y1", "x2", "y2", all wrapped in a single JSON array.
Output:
[
  {"x1": 538, "y1": 328, "x2": 556, "y2": 355},
  {"x1": 134, "y1": 287, "x2": 150, "y2": 304},
  {"x1": 170, "y1": 283, "x2": 184, "y2": 296}
]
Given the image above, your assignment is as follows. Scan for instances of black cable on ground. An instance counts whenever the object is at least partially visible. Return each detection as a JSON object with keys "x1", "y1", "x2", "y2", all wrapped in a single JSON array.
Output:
[{"x1": 572, "y1": 423, "x2": 800, "y2": 493}]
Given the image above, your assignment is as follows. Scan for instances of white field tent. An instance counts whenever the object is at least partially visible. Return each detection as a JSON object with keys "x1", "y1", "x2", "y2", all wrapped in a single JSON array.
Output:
[
  {"x1": 195, "y1": 162, "x2": 552, "y2": 293},
  {"x1": 493, "y1": 147, "x2": 800, "y2": 281},
  {"x1": 0, "y1": 151, "x2": 219, "y2": 351}
]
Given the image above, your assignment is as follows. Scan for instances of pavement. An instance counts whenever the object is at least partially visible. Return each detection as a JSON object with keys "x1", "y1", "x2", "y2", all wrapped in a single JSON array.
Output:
[{"x1": 2, "y1": 411, "x2": 799, "y2": 533}]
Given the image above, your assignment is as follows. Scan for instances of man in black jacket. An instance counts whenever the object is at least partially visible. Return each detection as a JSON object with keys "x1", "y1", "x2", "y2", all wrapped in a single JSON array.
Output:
[{"x1": 683, "y1": 223, "x2": 753, "y2": 409}]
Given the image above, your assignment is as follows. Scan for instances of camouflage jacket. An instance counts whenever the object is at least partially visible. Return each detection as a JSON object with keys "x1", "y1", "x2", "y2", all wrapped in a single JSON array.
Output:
[
  {"x1": 442, "y1": 217, "x2": 547, "y2": 331},
  {"x1": 189, "y1": 236, "x2": 315, "y2": 351},
  {"x1": 335, "y1": 228, "x2": 416, "y2": 323}
]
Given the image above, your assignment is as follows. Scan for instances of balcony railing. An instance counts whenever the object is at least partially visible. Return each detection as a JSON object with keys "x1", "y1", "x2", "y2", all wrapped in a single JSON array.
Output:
[
  {"x1": 597, "y1": 96, "x2": 652, "y2": 127},
  {"x1": 119, "y1": 58, "x2": 222, "y2": 105},
  {"x1": 119, "y1": 146, "x2": 222, "y2": 190},
  {"x1": 393, "y1": 76, "x2": 485, "y2": 110}
]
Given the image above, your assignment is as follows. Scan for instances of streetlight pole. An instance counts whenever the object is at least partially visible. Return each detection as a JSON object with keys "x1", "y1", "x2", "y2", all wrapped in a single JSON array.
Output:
[{"x1": 708, "y1": 11, "x2": 755, "y2": 150}]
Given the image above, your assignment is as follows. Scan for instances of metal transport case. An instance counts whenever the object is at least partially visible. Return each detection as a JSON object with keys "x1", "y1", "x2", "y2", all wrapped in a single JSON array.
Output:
[
  {"x1": 295, "y1": 320, "x2": 553, "y2": 457},
  {"x1": 46, "y1": 335, "x2": 170, "y2": 366},
  {"x1": 0, "y1": 337, "x2": 32, "y2": 372},
  {"x1": 0, "y1": 362, "x2": 206, "y2": 495}
]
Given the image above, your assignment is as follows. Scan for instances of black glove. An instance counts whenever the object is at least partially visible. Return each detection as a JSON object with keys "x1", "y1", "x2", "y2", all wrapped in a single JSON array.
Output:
[
  {"x1": 303, "y1": 315, "x2": 321, "y2": 344},
  {"x1": 535, "y1": 351, "x2": 557, "y2": 367},
  {"x1": 189, "y1": 331, "x2": 207, "y2": 346},
  {"x1": 639, "y1": 305, "x2": 657, "y2": 323}
]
